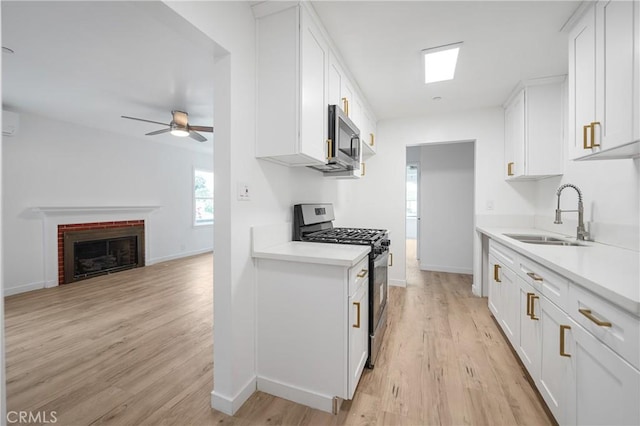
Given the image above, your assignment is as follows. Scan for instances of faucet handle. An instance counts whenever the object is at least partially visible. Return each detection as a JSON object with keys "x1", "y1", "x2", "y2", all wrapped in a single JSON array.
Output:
[{"x1": 554, "y1": 209, "x2": 563, "y2": 224}]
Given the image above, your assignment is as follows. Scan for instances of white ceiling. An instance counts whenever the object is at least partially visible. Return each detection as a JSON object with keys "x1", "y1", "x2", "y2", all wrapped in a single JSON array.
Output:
[
  {"x1": 2, "y1": 1, "x2": 217, "y2": 151},
  {"x1": 2, "y1": 1, "x2": 580, "y2": 143},
  {"x1": 311, "y1": 1, "x2": 580, "y2": 120}
]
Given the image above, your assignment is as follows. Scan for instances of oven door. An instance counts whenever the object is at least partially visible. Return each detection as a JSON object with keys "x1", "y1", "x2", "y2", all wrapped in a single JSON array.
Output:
[{"x1": 371, "y1": 250, "x2": 389, "y2": 329}]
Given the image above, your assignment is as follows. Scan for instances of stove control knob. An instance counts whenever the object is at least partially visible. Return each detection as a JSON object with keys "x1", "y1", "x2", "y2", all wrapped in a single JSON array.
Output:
[{"x1": 381, "y1": 239, "x2": 391, "y2": 247}]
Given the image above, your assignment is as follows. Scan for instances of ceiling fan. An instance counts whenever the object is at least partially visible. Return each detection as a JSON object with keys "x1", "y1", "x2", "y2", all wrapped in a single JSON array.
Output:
[{"x1": 121, "y1": 110, "x2": 213, "y2": 142}]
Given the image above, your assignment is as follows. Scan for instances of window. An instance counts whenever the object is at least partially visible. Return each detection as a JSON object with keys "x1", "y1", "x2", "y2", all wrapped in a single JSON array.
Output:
[
  {"x1": 406, "y1": 165, "x2": 418, "y2": 217},
  {"x1": 194, "y1": 169, "x2": 214, "y2": 226}
]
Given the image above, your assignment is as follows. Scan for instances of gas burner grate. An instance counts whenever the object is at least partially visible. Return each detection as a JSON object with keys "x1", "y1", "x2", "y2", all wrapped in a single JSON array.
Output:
[{"x1": 304, "y1": 227, "x2": 387, "y2": 245}]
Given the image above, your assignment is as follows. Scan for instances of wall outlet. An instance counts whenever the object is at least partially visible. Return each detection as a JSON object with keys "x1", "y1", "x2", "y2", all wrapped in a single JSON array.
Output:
[
  {"x1": 486, "y1": 200, "x2": 494, "y2": 211},
  {"x1": 237, "y1": 181, "x2": 250, "y2": 201}
]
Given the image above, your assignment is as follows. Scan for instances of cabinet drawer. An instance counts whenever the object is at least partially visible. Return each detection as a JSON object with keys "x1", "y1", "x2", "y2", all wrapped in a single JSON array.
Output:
[
  {"x1": 489, "y1": 240, "x2": 517, "y2": 270},
  {"x1": 569, "y1": 283, "x2": 640, "y2": 370},
  {"x1": 349, "y1": 257, "x2": 369, "y2": 296},
  {"x1": 519, "y1": 256, "x2": 569, "y2": 311}
]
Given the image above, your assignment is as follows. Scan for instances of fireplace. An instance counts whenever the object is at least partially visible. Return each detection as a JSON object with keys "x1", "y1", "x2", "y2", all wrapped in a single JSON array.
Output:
[{"x1": 59, "y1": 221, "x2": 145, "y2": 284}]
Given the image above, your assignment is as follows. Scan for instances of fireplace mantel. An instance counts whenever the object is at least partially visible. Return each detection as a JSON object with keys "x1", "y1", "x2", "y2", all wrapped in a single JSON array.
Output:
[{"x1": 32, "y1": 206, "x2": 161, "y2": 216}]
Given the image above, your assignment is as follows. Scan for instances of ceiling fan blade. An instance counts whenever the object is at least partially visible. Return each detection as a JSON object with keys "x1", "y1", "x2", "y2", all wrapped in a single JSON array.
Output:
[
  {"x1": 188, "y1": 131, "x2": 207, "y2": 142},
  {"x1": 188, "y1": 125, "x2": 214, "y2": 133},
  {"x1": 121, "y1": 115, "x2": 169, "y2": 126},
  {"x1": 146, "y1": 128, "x2": 171, "y2": 136}
]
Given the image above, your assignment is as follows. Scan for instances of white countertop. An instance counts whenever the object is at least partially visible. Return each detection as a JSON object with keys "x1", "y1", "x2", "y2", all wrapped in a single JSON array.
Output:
[
  {"x1": 477, "y1": 226, "x2": 640, "y2": 316},
  {"x1": 252, "y1": 241, "x2": 370, "y2": 267}
]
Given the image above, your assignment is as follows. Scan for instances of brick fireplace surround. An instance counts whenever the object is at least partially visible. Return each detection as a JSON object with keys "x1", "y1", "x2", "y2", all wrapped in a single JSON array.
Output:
[{"x1": 58, "y1": 220, "x2": 144, "y2": 284}]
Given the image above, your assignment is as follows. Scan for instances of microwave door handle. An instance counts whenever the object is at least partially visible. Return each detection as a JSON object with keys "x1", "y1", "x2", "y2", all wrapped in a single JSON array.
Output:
[{"x1": 351, "y1": 135, "x2": 359, "y2": 156}]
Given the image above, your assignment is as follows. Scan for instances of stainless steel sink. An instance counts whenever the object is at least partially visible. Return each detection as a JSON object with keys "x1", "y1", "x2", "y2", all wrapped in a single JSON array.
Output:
[{"x1": 504, "y1": 234, "x2": 584, "y2": 246}]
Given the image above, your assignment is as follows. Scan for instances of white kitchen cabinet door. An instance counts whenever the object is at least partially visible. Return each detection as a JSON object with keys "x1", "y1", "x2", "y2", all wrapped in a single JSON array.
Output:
[
  {"x1": 488, "y1": 254, "x2": 503, "y2": 320},
  {"x1": 255, "y1": 4, "x2": 328, "y2": 166},
  {"x1": 300, "y1": 7, "x2": 329, "y2": 164},
  {"x1": 594, "y1": 0, "x2": 639, "y2": 152},
  {"x1": 568, "y1": 318, "x2": 640, "y2": 426},
  {"x1": 500, "y1": 264, "x2": 519, "y2": 347},
  {"x1": 348, "y1": 282, "x2": 368, "y2": 399},
  {"x1": 488, "y1": 254, "x2": 519, "y2": 346},
  {"x1": 503, "y1": 77, "x2": 564, "y2": 180},
  {"x1": 340, "y1": 76, "x2": 354, "y2": 118},
  {"x1": 361, "y1": 107, "x2": 377, "y2": 158},
  {"x1": 504, "y1": 89, "x2": 525, "y2": 179},
  {"x1": 518, "y1": 278, "x2": 541, "y2": 381},
  {"x1": 569, "y1": 1, "x2": 639, "y2": 159},
  {"x1": 568, "y1": 5, "x2": 596, "y2": 159},
  {"x1": 538, "y1": 296, "x2": 573, "y2": 425},
  {"x1": 328, "y1": 53, "x2": 343, "y2": 107}
]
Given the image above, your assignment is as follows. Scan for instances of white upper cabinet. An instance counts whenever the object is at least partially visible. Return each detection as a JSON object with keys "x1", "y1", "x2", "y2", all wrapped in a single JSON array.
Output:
[
  {"x1": 254, "y1": 2, "x2": 378, "y2": 168},
  {"x1": 569, "y1": 1, "x2": 640, "y2": 160},
  {"x1": 361, "y1": 107, "x2": 377, "y2": 158},
  {"x1": 503, "y1": 76, "x2": 565, "y2": 180},
  {"x1": 255, "y1": 4, "x2": 328, "y2": 166}
]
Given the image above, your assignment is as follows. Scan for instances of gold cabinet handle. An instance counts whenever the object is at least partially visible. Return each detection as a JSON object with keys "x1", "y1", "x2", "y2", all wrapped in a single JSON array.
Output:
[
  {"x1": 341, "y1": 97, "x2": 349, "y2": 116},
  {"x1": 353, "y1": 301, "x2": 361, "y2": 328},
  {"x1": 327, "y1": 138, "x2": 333, "y2": 160},
  {"x1": 507, "y1": 162, "x2": 514, "y2": 176},
  {"x1": 356, "y1": 269, "x2": 368, "y2": 278},
  {"x1": 579, "y1": 308, "x2": 612, "y2": 327},
  {"x1": 493, "y1": 264, "x2": 501, "y2": 282},
  {"x1": 530, "y1": 295, "x2": 539, "y2": 320},
  {"x1": 389, "y1": 253, "x2": 393, "y2": 267},
  {"x1": 370, "y1": 133, "x2": 375, "y2": 146},
  {"x1": 583, "y1": 124, "x2": 591, "y2": 149},
  {"x1": 361, "y1": 162, "x2": 366, "y2": 177},
  {"x1": 526, "y1": 292, "x2": 534, "y2": 317},
  {"x1": 590, "y1": 121, "x2": 601, "y2": 147},
  {"x1": 560, "y1": 325, "x2": 571, "y2": 357},
  {"x1": 526, "y1": 271, "x2": 543, "y2": 282}
]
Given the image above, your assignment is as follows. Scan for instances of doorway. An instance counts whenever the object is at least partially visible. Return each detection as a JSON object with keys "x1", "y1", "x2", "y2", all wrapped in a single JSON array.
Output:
[
  {"x1": 406, "y1": 141, "x2": 475, "y2": 276},
  {"x1": 406, "y1": 164, "x2": 420, "y2": 260}
]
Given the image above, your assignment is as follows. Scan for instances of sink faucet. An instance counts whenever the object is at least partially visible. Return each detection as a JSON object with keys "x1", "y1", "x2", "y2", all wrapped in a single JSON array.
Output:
[{"x1": 554, "y1": 183, "x2": 589, "y2": 241}]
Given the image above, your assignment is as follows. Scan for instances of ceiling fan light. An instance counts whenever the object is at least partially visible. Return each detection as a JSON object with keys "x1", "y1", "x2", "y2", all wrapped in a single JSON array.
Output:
[{"x1": 170, "y1": 127, "x2": 189, "y2": 137}]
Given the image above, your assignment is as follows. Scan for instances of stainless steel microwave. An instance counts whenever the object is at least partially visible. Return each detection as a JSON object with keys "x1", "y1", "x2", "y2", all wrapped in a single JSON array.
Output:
[{"x1": 308, "y1": 105, "x2": 360, "y2": 173}]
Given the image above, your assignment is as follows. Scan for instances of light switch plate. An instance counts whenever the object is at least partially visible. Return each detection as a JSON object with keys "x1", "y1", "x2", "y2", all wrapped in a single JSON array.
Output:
[{"x1": 237, "y1": 181, "x2": 250, "y2": 201}]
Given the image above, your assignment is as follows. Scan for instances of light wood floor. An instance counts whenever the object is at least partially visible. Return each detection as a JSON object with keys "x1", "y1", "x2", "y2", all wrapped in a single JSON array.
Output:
[{"x1": 5, "y1": 243, "x2": 553, "y2": 425}]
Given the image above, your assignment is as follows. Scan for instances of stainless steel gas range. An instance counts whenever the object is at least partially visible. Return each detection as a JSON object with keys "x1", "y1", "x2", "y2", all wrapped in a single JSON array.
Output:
[{"x1": 293, "y1": 203, "x2": 390, "y2": 368}]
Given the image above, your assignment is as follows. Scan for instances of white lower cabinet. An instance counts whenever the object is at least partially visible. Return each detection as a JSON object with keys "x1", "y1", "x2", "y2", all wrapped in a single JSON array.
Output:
[
  {"x1": 489, "y1": 244, "x2": 519, "y2": 347},
  {"x1": 517, "y1": 278, "x2": 541, "y2": 380},
  {"x1": 538, "y1": 295, "x2": 573, "y2": 424},
  {"x1": 489, "y1": 238, "x2": 640, "y2": 425},
  {"x1": 256, "y1": 255, "x2": 369, "y2": 413},
  {"x1": 348, "y1": 280, "x2": 368, "y2": 399},
  {"x1": 569, "y1": 318, "x2": 640, "y2": 426}
]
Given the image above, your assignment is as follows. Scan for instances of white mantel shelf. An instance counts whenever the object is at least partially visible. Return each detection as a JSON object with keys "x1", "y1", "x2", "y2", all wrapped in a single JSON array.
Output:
[{"x1": 32, "y1": 206, "x2": 161, "y2": 216}]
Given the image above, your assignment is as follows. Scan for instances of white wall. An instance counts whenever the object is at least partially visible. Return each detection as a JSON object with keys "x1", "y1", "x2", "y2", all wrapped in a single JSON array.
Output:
[
  {"x1": 1, "y1": 112, "x2": 214, "y2": 295},
  {"x1": 419, "y1": 142, "x2": 474, "y2": 274},
  {"x1": 165, "y1": 0, "x2": 301, "y2": 415}
]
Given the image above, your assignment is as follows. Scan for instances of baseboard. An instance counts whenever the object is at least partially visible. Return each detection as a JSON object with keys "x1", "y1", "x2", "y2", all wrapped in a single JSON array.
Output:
[
  {"x1": 147, "y1": 247, "x2": 213, "y2": 265},
  {"x1": 419, "y1": 264, "x2": 473, "y2": 275},
  {"x1": 256, "y1": 376, "x2": 334, "y2": 414},
  {"x1": 389, "y1": 279, "x2": 407, "y2": 288},
  {"x1": 4, "y1": 281, "x2": 45, "y2": 297},
  {"x1": 211, "y1": 375, "x2": 256, "y2": 416}
]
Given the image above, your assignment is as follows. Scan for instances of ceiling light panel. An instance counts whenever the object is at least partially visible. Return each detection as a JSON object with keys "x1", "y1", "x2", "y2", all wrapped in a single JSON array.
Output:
[{"x1": 423, "y1": 42, "x2": 463, "y2": 84}]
